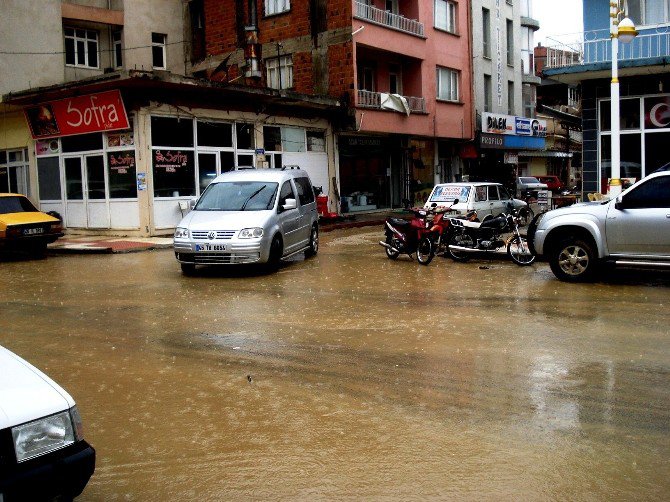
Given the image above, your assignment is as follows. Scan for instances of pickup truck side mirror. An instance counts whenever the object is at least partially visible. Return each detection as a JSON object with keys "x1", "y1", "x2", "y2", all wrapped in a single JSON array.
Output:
[
  {"x1": 614, "y1": 195, "x2": 624, "y2": 210},
  {"x1": 189, "y1": 198, "x2": 197, "y2": 210}
]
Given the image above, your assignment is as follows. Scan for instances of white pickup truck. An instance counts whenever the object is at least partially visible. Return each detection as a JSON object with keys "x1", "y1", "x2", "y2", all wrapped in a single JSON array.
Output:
[
  {"x1": 0, "y1": 345, "x2": 95, "y2": 500},
  {"x1": 528, "y1": 170, "x2": 670, "y2": 282}
]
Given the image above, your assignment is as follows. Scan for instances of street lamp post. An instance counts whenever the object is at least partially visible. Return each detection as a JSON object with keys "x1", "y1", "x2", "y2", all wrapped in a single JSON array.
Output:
[{"x1": 609, "y1": 0, "x2": 637, "y2": 196}]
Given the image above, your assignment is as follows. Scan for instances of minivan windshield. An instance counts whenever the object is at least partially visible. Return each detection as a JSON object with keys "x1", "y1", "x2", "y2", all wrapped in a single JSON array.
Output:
[
  {"x1": 195, "y1": 181, "x2": 279, "y2": 211},
  {"x1": 429, "y1": 185, "x2": 470, "y2": 203}
]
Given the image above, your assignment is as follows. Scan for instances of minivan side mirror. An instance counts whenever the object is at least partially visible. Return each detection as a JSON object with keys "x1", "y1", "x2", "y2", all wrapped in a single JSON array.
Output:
[{"x1": 281, "y1": 198, "x2": 297, "y2": 211}]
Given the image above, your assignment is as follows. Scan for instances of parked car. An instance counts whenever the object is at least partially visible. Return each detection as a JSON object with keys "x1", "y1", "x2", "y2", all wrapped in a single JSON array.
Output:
[
  {"x1": 174, "y1": 167, "x2": 319, "y2": 274},
  {"x1": 0, "y1": 344, "x2": 95, "y2": 500},
  {"x1": 423, "y1": 182, "x2": 527, "y2": 220},
  {"x1": 536, "y1": 175, "x2": 563, "y2": 192},
  {"x1": 0, "y1": 193, "x2": 63, "y2": 255},
  {"x1": 516, "y1": 177, "x2": 548, "y2": 197},
  {"x1": 528, "y1": 170, "x2": 670, "y2": 282}
]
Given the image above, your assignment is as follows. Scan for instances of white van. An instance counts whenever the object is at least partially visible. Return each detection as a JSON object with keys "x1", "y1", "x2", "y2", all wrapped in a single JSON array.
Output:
[
  {"x1": 174, "y1": 167, "x2": 319, "y2": 274},
  {"x1": 0, "y1": 344, "x2": 95, "y2": 500},
  {"x1": 424, "y1": 182, "x2": 526, "y2": 220}
]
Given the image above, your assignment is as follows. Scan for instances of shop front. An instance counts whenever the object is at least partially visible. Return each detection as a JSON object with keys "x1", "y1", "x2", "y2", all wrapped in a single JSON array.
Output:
[{"x1": 4, "y1": 71, "x2": 340, "y2": 236}]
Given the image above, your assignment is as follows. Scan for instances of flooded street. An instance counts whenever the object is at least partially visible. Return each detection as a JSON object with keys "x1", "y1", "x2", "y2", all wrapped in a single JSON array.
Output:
[{"x1": 1, "y1": 227, "x2": 669, "y2": 500}]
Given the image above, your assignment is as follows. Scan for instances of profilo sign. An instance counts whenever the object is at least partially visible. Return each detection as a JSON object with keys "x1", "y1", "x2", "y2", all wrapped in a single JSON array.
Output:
[
  {"x1": 25, "y1": 90, "x2": 130, "y2": 139},
  {"x1": 482, "y1": 112, "x2": 546, "y2": 137}
]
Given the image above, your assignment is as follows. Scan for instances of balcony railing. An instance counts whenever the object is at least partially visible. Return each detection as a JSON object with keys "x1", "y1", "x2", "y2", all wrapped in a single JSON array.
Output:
[
  {"x1": 357, "y1": 90, "x2": 427, "y2": 114},
  {"x1": 544, "y1": 29, "x2": 670, "y2": 69},
  {"x1": 353, "y1": 1, "x2": 424, "y2": 38}
]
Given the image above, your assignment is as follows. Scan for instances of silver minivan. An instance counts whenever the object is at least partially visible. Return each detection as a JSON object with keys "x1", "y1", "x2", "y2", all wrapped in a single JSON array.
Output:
[{"x1": 174, "y1": 168, "x2": 319, "y2": 273}]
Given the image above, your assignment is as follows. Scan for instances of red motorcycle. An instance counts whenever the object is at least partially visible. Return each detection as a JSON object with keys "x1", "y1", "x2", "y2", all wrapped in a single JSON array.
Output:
[{"x1": 379, "y1": 208, "x2": 436, "y2": 265}]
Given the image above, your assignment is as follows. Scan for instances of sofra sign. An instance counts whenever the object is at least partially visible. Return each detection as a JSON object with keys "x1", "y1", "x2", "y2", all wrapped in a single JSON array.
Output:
[{"x1": 25, "y1": 90, "x2": 130, "y2": 139}]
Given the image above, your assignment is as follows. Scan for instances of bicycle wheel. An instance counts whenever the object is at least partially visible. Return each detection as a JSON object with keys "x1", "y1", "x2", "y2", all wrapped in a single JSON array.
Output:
[{"x1": 507, "y1": 235, "x2": 536, "y2": 266}]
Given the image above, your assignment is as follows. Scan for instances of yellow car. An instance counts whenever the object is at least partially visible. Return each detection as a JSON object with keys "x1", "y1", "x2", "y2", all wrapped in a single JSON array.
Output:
[{"x1": 0, "y1": 193, "x2": 63, "y2": 255}]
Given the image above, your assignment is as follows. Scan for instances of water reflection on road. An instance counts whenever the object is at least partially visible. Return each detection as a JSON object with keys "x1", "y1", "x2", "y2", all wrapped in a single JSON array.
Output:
[{"x1": 1, "y1": 227, "x2": 668, "y2": 500}]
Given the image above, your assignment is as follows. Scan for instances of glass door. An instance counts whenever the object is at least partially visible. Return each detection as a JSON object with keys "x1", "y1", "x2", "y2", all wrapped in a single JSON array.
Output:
[
  {"x1": 197, "y1": 151, "x2": 236, "y2": 194},
  {"x1": 85, "y1": 154, "x2": 110, "y2": 228},
  {"x1": 64, "y1": 156, "x2": 87, "y2": 228},
  {"x1": 63, "y1": 154, "x2": 110, "y2": 228}
]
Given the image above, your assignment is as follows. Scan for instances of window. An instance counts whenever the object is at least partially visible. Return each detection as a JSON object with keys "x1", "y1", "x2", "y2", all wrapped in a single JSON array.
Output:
[
  {"x1": 307, "y1": 131, "x2": 326, "y2": 152},
  {"x1": 506, "y1": 19, "x2": 514, "y2": 66},
  {"x1": 266, "y1": 55, "x2": 293, "y2": 90},
  {"x1": 628, "y1": 0, "x2": 670, "y2": 26},
  {"x1": 435, "y1": 0, "x2": 456, "y2": 33},
  {"x1": 152, "y1": 33, "x2": 166, "y2": 69},
  {"x1": 64, "y1": 28, "x2": 98, "y2": 68},
  {"x1": 358, "y1": 65, "x2": 375, "y2": 92},
  {"x1": 484, "y1": 74, "x2": 492, "y2": 112},
  {"x1": 266, "y1": 0, "x2": 290, "y2": 16},
  {"x1": 385, "y1": 0, "x2": 399, "y2": 14},
  {"x1": 389, "y1": 64, "x2": 402, "y2": 94},
  {"x1": 278, "y1": 180, "x2": 295, "y2": 207},
  {"x1": 113, "y1": 31, "x2": 123, "y2": 68},
  {"x1": 508, "y1": 81, "x2": 515, "y2": 115},
  {"x1": 482, "y1": 8, "x2": 491, "y2": 58},
  {"x1": 488, "y1": 185, "x2": 500, "y2": 201},
  {"x1": 437, "y1": 67, "x2": 459, "y2": 102},
  {"x1": 622, "y1": 176, "x2": 670, "y2": 208},
  {"x1": 294, "y1": 177, "x2": 315, "y2": 205}
]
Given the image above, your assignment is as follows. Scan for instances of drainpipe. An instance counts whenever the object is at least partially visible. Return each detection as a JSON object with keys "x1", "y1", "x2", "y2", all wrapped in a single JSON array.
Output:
[{"x1": 244, "y1": 0, "x2": 261, "y2": 78}]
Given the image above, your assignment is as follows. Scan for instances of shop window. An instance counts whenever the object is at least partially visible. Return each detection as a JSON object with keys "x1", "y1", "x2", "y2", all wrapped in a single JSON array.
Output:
[
  {"x1": 0, "y1": 166, "x2": 8, "y2": 191},
  {"x1": 236, "y1": 123, "x2": 255, "y2": 150},
  {"x1": 263, "y1": 126, "x2": 282, "y2": 151},
  {"x1": 220, "y1": 151, "x2": 235, "y2": 173},
  {"x1": 198, "y1": 153, "x2": 217, "y2": 192},
  {"x1": 307, "y1": 131, "x2": 326, "y2": 152},
  {"x1": 644, "y1": 131, "x2": 670, "y2": 174},
  {"x1": 64, "y1": 158, "x2": 84, "y2": 200},
  {"x1": 197, "y1": 121, "x2": 233, "y2": 147},
  {"x1": 282, "y1": 127, "x2": 305, "y2": 152},
  {"x1": 152, "y1": 33, "x2": 167, "y2": 70},
  {"x1": 152, "y1": 149, "x2": 195, "y2": 197},
  {"x1": 599, "y1": 98, "x2": 640, "y2": 132},
  {"x1": 37, "y1": 157, "x2": 61, "y2": 200},
  {"x1": 151, "y1": 117, "x2": 194, "y2": 147},
  {"x1": 107, "y1": 151, "x2": 137, "y2": 198},
  {"x1": 62, "y1": 133, "x2": 103, "y2": 152},
  {"x1": 64, "y1": 27, "x2": 98, "y2": 68}
]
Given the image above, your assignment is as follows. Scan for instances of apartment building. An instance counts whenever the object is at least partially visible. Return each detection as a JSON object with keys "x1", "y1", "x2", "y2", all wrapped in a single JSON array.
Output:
[
  {"x1": 469, "y1": 0, "x2": 543, "y2": 187},
  {"x1": 192, "y1": 0, "x2": 474, "y2": 210},
  {"x1": 1, "y1": 0, "x2": 341, "y2": 236}
]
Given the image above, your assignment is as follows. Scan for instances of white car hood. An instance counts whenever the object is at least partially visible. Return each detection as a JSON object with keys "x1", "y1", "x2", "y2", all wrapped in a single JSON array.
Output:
[
  {"x1": 178, "y1": 209, "x2": 273, "y2": 230},
  {"x1": 0, "y1": 345, "x2": 74, "y2": 429}
]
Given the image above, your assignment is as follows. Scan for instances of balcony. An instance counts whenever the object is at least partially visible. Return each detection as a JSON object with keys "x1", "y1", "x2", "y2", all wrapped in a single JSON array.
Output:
[
  {"x1": 543, "y1": 29, "x2": 670, "y2": 69},
  {"x1": 353, "y1": 1, "x2": 424, "y2": 38},
  {"x1": 357, "y1": 90, "x2": 426, "y2": 114}
]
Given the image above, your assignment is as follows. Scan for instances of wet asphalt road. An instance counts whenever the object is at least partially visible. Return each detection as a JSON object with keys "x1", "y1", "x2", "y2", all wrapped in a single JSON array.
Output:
[{"x1": 1, "y1": 227, "x2": 669, "y2": 500}]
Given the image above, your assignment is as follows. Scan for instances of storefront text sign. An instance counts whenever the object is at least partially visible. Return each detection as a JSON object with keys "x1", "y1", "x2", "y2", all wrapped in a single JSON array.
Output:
[
  {"x1": 483, "y1": 113, "x2": 547, "y2": 137},
  {"x1": 108, "y1": 151, "x2": 136, "y2": 174},
  {"x1": 153, "y1": 150, "x2": 190, "y2": 172},
  {"x1": 25, "y1": 90, "x2": 130, "y2": 139},
  {"x1": 480, "y1": 133, "x2": 504, "y2": 148}
]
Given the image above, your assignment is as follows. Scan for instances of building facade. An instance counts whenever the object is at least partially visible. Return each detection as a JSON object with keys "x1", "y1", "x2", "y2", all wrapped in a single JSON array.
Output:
[
  {"x1": 468, "y1": 0, "x2": 543, "y2": 191},
  {"x1": 542, "y1": 0, "x2": 670, "y2": 196},
  {"x1": 1, "y1": 0, "x2": 341, "y2": 236},
  {"x1": 192, "y1": 0, "x2": 474, "y2": 210}
]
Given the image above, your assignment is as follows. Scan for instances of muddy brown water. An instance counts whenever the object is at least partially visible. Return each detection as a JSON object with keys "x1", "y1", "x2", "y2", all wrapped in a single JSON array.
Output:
[{"x1": 1, "y1": 228, "x2": 669, "y2": 500}]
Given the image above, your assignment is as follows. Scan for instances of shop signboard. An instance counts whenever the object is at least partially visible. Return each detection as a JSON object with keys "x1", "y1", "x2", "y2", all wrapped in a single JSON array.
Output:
[
  {"x1": 644, "y1": 95, "x2": 670, "y2": 129},
  {"x1": 25, "y1": 90, "x2": 130, "y2": 140},
  {"x1": 480, "y1": 133, "x2": 504, "y2": 149},
  {"x1": 482, "y1": 112, "x2": 515, "y2": 135}
]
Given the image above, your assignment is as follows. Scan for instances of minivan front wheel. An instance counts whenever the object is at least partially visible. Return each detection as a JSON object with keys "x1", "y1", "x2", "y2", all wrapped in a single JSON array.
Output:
[
  {"x1": 268, "y1": 234, "x2": 283, "y2": 268},
  {"x1": 305, "y1": 225, "x2": 319, "y2": 258}
]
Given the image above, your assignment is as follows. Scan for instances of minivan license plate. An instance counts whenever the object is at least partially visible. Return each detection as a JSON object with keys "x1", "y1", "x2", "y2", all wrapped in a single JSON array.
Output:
[{"x1": 196, "y1": 243, "x2": 225, "y2": 251}]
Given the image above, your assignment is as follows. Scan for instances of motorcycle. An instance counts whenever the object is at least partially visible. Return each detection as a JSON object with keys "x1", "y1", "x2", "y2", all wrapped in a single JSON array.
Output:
[
  {"x1": 447, "y1": 207, "x2": 536, "y2": 266},
  {"x1": 379, "y1": 208, "x2": 436, "y2": 265}
]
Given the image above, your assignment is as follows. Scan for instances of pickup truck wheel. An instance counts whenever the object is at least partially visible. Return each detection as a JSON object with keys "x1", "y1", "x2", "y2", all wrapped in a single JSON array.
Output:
[{"x1": 549, "y1": 238, "x2": 597, "y2": 282}]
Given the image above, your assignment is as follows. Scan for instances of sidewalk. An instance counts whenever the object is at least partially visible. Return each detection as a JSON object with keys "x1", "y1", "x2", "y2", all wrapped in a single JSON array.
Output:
[{"x1": 47, "y1": 210, "x2": 398, "y2": 254}]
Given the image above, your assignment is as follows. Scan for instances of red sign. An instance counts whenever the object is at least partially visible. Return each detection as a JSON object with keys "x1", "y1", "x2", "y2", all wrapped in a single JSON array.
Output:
[{"x1": 25, "y1": 90, "x2": 130, "y2": 139}]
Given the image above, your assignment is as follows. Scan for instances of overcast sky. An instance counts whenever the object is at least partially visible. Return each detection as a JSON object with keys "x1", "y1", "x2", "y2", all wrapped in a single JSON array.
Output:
[{"x1": 534, "y1": 0, "x2": 584, "y2": 46}]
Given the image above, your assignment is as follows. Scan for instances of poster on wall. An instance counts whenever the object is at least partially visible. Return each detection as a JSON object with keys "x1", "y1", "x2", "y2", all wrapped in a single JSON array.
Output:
[{"x1": 24, "y1": 90, "x2": 130, "y2": 139}]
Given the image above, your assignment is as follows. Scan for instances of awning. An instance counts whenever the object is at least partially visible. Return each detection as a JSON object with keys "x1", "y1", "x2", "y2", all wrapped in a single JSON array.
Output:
[{"x1": 518, "y1": 150, "x2": 572, "y2": 158}]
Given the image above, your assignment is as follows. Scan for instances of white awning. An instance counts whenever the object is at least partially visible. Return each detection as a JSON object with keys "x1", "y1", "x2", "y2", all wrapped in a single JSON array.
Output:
[{"x1": 518, "y1": 151, "x2": 573, "y2": 158}]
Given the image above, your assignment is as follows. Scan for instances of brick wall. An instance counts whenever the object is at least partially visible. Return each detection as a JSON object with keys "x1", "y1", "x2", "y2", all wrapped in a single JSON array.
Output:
[{"x1": 202, "y1": 0, "x2": 354, "y2": 99}]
